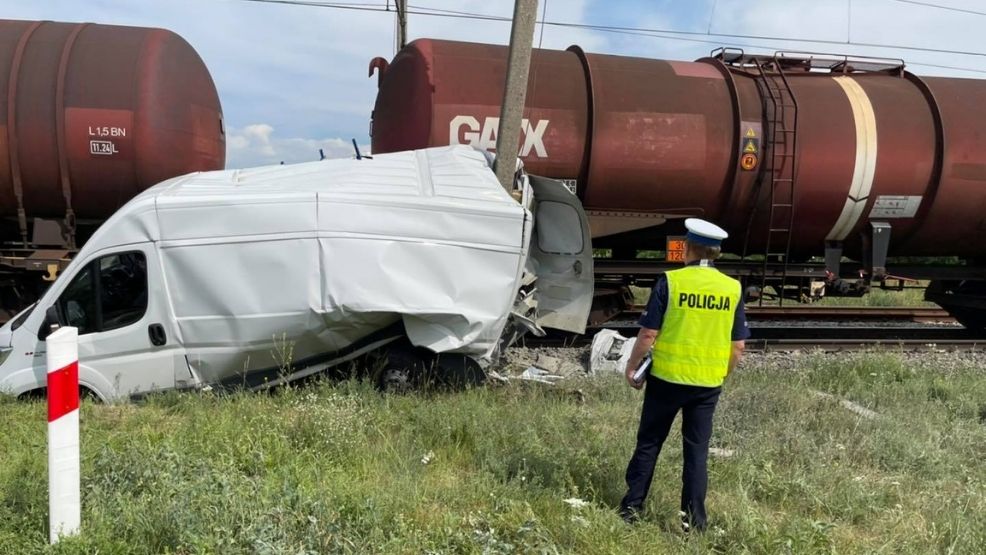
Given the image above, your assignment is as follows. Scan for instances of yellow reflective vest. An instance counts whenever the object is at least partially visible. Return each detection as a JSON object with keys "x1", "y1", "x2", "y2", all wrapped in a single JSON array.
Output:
[{"x1": 651, "y1": 264, "x2": 742, "y2": 387}]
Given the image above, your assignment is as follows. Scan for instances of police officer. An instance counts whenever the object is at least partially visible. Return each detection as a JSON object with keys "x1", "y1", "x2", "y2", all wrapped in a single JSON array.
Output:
[{"x1": 618, "y1": 218, "x2": 749, "y2": 531}]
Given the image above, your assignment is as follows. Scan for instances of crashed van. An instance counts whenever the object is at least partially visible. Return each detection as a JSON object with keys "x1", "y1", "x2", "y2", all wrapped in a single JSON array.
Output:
[{"x1": 0, "y1": 146, "x2": 592, "y2": 401}]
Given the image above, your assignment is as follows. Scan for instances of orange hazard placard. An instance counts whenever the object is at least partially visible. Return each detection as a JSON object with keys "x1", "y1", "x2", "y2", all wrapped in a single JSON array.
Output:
[
  {"x1": 741, "y1": 152, "x2": 758, "y2": 171},
  {"x1": 666, "y1": 236, "x2": 686, "y2": 262}
]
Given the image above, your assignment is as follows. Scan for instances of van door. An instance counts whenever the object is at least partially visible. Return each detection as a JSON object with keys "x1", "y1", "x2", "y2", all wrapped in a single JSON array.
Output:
[
  {"x1": 528, "y1": 176, "x2": 594, "y2": 334},
  {"x1": 52, "y1": 244, "x2": 184, "y2": 398}
]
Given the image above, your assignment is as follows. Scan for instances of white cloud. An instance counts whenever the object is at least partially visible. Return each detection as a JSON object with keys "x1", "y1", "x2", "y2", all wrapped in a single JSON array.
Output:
[{"x1": 226, "y1": 123, "x2": 367, "y2": 168}]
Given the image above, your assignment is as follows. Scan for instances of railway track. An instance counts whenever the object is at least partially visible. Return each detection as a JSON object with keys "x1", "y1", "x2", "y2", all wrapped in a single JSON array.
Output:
[
  {"x1": 524, "y1": 306, "x2": 983, "y2": 351},
  {"x1": 614, "y1": 305, "x2": 954, "y2": 324},
  {"x1": 741, "y1": 326, "x2": 984, "y2": 352},
  {"x1": 525, "y1": 326, "x2": 986, "y2": 351}
]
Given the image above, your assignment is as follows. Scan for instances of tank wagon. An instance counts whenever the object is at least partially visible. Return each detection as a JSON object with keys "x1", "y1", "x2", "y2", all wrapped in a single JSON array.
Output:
[
  {"x1": 0, "y1": 19, "x2": 225, "y2": 315},
  {"x1": 368, "y1": 39, "x2": 986, "y2": 328}
]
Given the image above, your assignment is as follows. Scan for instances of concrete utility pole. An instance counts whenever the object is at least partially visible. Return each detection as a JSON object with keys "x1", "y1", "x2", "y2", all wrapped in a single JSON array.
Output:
[
  {"x1": 493, "y1": 0, "x2": 539, "y2": 193},
  {"x1": 395, "y1": 0, "x2": 408, "y2": 52}
]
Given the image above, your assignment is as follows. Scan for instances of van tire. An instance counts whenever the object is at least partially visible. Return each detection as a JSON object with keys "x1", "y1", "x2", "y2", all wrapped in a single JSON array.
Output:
[
  {"x1": 17, "y1": 385, "x2": 102, "y2": 403},
  {"x1": 375, "y1": 346, "x2": 486, "y2": 393},
  {"x1": 434, "y1": 354, "x2": 486, "y2": 389},
  {"x1": 80, "y1": 386, "x2": 101, "y2": 403},
  {"x1": 377, "y1": 349, "x2": 427, "y2": 394}
]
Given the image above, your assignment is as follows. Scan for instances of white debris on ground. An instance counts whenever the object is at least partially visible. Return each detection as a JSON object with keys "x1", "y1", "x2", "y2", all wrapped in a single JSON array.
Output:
[
  {"x1": 491, "y1": 329, "x2": 638, "y2": 384},
  {"x1": 517, "y1": 367, "x2": 564, "y2": 385},
  {"x1": 530, "y1": 353, "x2": 585, "y2": 378},
  {"x1": 562, "y1": 498, "x2": 591, "y2": 509},
  {"x1": 708, "y1": 447, "x2": 736, "y2": 458},
  {"x1": 810, "y1": 390, "x2": 881, "y2": 419},
  {"x1": 506, "y1": 346, "x2": 590, "y2": 370},
  {"x1": 490, "y1": 335, "x2": 986, "y2": 386},
  {"x1": 588, "y1": 329, "x2": 637, "y2": 376},
  {"x1": 490, "y1": 345, "x2": 591, "y2": 384}
]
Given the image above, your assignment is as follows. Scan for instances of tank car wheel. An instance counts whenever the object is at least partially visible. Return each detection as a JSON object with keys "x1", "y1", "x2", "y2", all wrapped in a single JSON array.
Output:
[
  {"x1": 926, "y1": 280, "x2": 986, "y2": 332},
  {"x1": 950, "y1": 309, "x2": 986, "y2": 332}
]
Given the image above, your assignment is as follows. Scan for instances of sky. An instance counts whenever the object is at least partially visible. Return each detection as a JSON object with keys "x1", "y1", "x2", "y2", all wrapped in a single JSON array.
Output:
[{"x1": 5, "y1": 0, "x2": 985, "y2": 168}]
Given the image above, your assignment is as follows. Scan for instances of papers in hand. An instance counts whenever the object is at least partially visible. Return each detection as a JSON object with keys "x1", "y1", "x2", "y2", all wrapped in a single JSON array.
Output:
[{"x1": 632, "y1": 355, "x2": 651, "y2": 384}]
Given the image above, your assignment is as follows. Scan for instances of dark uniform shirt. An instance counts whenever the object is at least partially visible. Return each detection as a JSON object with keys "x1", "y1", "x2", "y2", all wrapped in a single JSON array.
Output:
[{"x1": 638, "y1": 261, "x2": 751, "y2": 341}]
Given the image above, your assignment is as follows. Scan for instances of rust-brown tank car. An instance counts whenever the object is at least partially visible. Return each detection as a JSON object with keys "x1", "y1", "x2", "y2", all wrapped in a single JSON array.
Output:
[
  {"x1": 368, "y1": 39, "x2": 986, "y2": 261},
  {"x1": 0, "y1": 19, "x2": 224, "y2": 317},
  {"x1": 0, "y1": 18, "x2": 225, "y2": 247}
]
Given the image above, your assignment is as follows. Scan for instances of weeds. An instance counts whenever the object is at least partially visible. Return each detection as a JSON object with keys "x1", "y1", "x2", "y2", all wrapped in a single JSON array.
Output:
[
  {"x1": 815, "y1": 286, "x2": 933, "y2": 307},
  {"x1": 0, "y1": 352, "x2": 984, "y2": 553}
]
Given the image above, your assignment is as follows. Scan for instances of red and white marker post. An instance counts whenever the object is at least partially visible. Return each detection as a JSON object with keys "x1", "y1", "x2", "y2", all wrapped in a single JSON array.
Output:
[{"x1": 46, "y1": 326, "x2": 80, "y2": 544}]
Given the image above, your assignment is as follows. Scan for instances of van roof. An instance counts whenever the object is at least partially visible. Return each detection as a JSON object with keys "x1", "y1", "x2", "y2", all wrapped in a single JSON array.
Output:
[
  {"x1": 81, "y1": 146, "x2": 526, "y2": 253},
  {"x1": 154, "y1": 145, "x2": 514, "y2": 204}
]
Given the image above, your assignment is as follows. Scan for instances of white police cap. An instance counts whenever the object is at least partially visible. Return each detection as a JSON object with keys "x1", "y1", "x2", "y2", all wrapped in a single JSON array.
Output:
[{"x1": 684, "y1": 218, "x2": 728, "y2": 247}]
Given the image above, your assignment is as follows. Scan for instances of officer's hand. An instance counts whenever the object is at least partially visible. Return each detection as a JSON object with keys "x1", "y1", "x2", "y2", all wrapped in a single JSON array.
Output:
[{"x1": 625, "y1": 366, "x2": 643, "y2": 390}]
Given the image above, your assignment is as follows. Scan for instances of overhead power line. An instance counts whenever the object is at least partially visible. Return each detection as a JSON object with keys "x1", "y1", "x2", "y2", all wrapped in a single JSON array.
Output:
[
  {"x1": 910, "y1": 62, "x2": 986, "y2": 74},
  {"x1": 231, "y1": 0, "x2": 986, "y2": 73},
  {"x1": 562, "y1": 23, "x2": 986, "y2": 74},
  {"x1": 891, "y1": 0, "x2": 986, "y2": 17},
  {"x1": 237, "y1": 0, "x2": 387, "y2": 12},
  {"x1": 406, "y1": 4, "x2": 986, "y2": 59}
]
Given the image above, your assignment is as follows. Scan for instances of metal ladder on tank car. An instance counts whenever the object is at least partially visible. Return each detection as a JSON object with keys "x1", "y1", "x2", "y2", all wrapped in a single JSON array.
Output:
[
  {"x1": 735, "y1": 55, "x2": 800, "y2": 306},
  {"x1": 755, "y1": 56, "x2": 799, "y2": 304}
]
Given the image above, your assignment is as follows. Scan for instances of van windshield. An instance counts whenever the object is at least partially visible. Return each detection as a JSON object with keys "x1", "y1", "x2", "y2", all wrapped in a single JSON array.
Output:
[{"x1": 10, "y1": 303, "x2": 35, "y2": 331}]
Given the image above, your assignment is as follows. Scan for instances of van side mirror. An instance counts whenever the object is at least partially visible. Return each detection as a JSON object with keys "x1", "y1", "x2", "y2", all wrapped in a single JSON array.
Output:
[{"x1": 38, "y1": 305, "x2": 62, "y2": 341}]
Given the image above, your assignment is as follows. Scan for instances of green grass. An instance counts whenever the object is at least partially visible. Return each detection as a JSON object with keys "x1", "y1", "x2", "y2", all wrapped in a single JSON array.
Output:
[
  {"x1": 2, "y1": 352, "x2": 985, "y2": 553},
  {"x1": 814, "y1": 286, "x2": 934, "y2": 307},
  {"x1": 631, "y1": 285, "x2": 651, "y2": 305}
]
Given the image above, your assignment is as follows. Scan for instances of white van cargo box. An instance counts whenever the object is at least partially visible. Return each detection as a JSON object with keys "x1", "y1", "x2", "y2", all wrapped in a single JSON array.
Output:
[{"x1": 0, "y1": 146, "x2": 592, "y2": 400}]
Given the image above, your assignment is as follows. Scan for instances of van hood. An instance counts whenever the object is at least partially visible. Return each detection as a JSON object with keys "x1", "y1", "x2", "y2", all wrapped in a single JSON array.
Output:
[{"x1": 0, "y1": 303, "x2": 35, "y2": 349}]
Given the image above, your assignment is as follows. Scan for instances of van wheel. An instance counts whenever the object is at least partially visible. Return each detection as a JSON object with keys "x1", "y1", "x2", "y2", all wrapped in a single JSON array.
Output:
[
  {"x1": 377, "y1": 350, "x2": 427, "y2": 394},
  {"x1": 80, "y1": 386, "x2": 102, "y2": 403},
  {"x1": 17, "y1": 386, "x2": 102, "y2": 403},
  {"x1": 434, "y1": 354, "x2": 486, "y2": 389},
  {"x1": 375, "y1": 347, "x2": 485, "y2": 392}
]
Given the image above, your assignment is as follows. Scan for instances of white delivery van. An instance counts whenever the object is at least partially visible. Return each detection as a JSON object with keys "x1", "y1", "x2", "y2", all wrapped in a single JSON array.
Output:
[{"x1": 0, "y1": 146, "x2": 592, "y2": 401}]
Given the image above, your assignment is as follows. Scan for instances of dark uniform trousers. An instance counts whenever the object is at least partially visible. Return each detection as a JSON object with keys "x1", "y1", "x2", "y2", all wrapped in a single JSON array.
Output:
[{"x1": 621, "y1": 373, "x2": 721, "y2": 530}]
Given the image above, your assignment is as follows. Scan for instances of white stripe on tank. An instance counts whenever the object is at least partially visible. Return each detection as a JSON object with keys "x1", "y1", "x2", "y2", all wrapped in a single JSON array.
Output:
[{"x1": 826, "y1": 76, "x2": 878, "y2": 241}]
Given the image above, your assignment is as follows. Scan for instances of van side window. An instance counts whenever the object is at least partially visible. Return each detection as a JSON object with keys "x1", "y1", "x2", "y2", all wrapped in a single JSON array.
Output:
[
  {"x1": 536, "y1": 201, "x2": 584, "y2": 255},
  {"x1": 99, "y1": 253, "x2": 148, "y2": 331},
  {"x1": 55, "y1": 252, "x2": 148, "y2": 335}
]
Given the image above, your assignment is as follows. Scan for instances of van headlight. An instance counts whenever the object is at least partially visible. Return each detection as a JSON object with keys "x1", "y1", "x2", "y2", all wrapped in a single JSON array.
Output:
[{"x1": 0, "y1": 348, "x2": 11, "y2": 367}]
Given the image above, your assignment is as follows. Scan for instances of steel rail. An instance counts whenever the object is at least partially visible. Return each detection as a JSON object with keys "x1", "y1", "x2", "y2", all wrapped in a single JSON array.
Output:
[
  {"x1": 617, "y1": 306, "x2": 954, "y2": 323},
  {"x1": 743, "y1": 338, "x2": 986, "y2": 352},
  {"x1": 524, "y1": 322, "x2": 984, "y2": 351}
]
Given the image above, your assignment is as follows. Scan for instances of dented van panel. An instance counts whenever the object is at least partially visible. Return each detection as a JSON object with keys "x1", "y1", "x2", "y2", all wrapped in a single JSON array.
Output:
[{"x1": 0, "y1": 146, "x2": 593, "y2": 400}]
